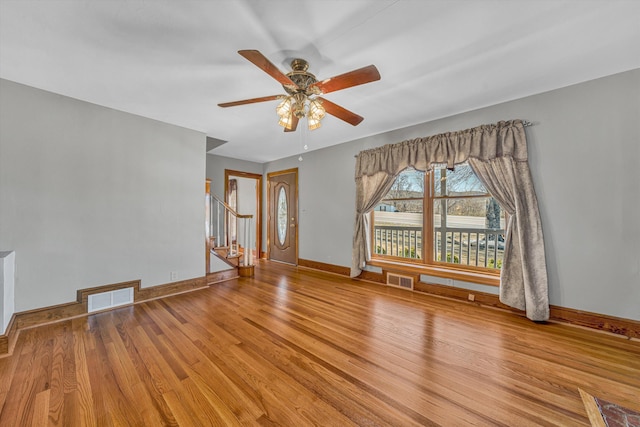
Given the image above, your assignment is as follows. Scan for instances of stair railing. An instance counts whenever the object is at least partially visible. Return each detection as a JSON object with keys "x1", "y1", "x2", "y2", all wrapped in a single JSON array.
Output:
[{"x1": 209, "y1": 193, "x2": 254, "y2": 267}]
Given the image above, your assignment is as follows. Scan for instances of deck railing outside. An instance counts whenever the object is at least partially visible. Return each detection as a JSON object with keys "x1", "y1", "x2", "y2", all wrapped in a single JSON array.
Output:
[{"x1": 373, "y1": 225, "x2": 504, "y2": 269}]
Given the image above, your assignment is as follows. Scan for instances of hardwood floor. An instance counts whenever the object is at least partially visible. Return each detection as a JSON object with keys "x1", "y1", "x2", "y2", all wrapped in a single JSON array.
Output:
[{"x1": 1, "y1": 261, "x2": 639, "y2": 426}]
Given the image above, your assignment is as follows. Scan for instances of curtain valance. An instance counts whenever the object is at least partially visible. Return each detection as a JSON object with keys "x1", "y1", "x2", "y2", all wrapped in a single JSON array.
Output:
[{"x1": 355, "y1": 120, "x2": 529, "y2": 179}]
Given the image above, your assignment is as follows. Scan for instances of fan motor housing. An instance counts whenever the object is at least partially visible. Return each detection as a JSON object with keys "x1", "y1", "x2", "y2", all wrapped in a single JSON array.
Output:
[{"x1": 284, "y1": 59, "x2": 317, "y2": 95}]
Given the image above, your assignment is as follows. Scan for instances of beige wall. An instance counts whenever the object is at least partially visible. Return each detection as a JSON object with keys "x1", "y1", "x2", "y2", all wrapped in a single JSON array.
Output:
[{"x1": 0, "y1": 79, "x2": 207, "y2": 312}]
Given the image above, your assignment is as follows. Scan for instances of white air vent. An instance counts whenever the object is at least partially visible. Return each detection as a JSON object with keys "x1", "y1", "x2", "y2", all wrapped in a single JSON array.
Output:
[
  {"x1": 386, "y1": 273, "x2": 414, "y2": 290},
  {"x1": 88, "y1": 287, "x2": 134, "y2": 313}
]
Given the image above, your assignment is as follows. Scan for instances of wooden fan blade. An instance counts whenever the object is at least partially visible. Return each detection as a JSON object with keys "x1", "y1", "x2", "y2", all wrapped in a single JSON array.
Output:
[
  {"x1": 238, "y1": 50, "x2": 299, "y2": 89},
  {"x1": 284, "y1": 115, "x2": 299, "y2": 132},
  {"x1": 218, "y1": 95, "x2": 283, "y2": 108},
  {"x1": 318, "y1": 97, "x2": 364, "y2": 126},
  {"x1": 309, "y1": 65, "x2": 380, "y2": 95}
]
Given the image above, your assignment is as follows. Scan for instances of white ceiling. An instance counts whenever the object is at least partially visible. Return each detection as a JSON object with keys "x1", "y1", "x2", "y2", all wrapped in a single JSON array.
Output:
[{"x1": 1, "y1": 1, "x2": 639, "y2": 163}]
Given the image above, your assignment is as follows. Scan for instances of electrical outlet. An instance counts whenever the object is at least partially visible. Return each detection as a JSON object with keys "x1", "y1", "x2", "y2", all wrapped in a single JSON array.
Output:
[
  {"x1": 468, "y1": 293, "x2": 475, "y2": 302},
  {"x1": 170, "y1": 271, "x2": 177, "y2": 281}
]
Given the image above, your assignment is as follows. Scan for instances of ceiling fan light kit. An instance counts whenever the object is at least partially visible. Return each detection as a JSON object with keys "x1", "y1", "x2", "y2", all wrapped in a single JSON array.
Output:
[
  {"x1": 218, "y1": 50, "x2": 380, "y2": 133},
  {"x1": 276, "y1": 93, "x2": 325, "y2": 131}
]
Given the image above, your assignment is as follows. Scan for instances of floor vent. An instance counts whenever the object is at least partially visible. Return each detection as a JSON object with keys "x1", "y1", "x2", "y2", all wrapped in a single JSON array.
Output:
[
  {"x1": 88, "y1": 287, "x2": 134, "y2": 313},
  {"x1": 386, "y1": 273, "x2": 414, "y2": 290}
]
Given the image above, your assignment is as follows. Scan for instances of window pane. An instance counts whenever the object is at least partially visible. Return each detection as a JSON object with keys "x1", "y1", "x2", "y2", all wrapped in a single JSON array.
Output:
[
  {"x1": 433, "y1": 164, "x2": 487, "y2": 197},
  {"x1": 433, "y1": 197, "x2": 505, "y2": 269},
  {"x1": 373, "y1": 169, "x2": 423, "y2": 259},
  {"x1": 373, "y1": 202, "x2": 423, "y2": 259},
  {"x1": 384, "y1": 168, "x2": 424, "y2": 200}
]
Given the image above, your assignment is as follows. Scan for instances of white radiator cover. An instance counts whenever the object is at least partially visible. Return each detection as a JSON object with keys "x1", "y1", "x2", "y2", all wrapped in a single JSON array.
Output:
[{"x1": 88, "y1": 287, "x2": 134, "y2": 313}]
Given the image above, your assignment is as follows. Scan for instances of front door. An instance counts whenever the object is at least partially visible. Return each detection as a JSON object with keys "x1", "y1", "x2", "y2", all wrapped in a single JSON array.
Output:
[{"x1": 268, "y1": 168, "x2": 298, "y2": 264}]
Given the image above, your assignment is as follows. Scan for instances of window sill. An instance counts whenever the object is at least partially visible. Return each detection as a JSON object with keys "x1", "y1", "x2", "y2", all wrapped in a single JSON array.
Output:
[{"x1": 367, "y1": 259, "x2": 500, "y2": 287}]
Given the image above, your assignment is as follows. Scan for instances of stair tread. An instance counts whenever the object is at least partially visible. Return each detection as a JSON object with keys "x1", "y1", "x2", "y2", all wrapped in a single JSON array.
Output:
[{"x1": 210, "y1": 249, "x2": 240, "y2": 268}]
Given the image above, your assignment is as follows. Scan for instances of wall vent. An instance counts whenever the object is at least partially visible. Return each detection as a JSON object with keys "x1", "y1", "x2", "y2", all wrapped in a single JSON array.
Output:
[
  {"x1": 88, "y1": 287, "x2": 134, "y2": 313},
  {"x1": 386, "y1": 273, "x2": 414, "y2": 290}
]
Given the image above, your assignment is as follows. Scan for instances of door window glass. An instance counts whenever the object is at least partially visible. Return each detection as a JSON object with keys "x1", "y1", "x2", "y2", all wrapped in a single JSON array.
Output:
[{"x1": 277, "y1": 187, "x2": 288, "y2": 245}]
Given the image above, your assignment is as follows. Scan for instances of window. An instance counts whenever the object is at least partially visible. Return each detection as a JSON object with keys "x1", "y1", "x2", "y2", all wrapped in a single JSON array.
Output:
[{"x1": 372, "y1": 164, "x2": 505, "y2": 272}]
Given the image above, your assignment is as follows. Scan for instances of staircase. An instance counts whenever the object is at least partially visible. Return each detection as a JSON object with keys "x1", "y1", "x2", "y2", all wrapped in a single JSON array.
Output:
[
  {"x1": 210, "y1": 239, "x2": 241, "y2": 268},
  {"x1": 207, "y1": 194, "x2": 255, "y2": 278}
]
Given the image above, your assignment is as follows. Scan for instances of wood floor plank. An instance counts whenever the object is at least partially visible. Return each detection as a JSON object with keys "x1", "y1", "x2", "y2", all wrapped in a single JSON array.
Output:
[
  {"x1": 1, "y1": 260, "x2": 639, "y2": 425},
  {"x1": 65, "y1": 317, "x2": 96, "y2": 427},
  {"x1": 31, "y1": 389, "x2": 49, "y2": 427},
  {"x1": 45, "y1": 322, "x2": 73, "y2": 426}
]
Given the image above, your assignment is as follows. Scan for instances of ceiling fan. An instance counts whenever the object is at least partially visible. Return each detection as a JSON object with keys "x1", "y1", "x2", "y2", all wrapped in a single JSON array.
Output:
[{"x1": 218, "y1": 50, "x2": 381, "y2": 132}]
